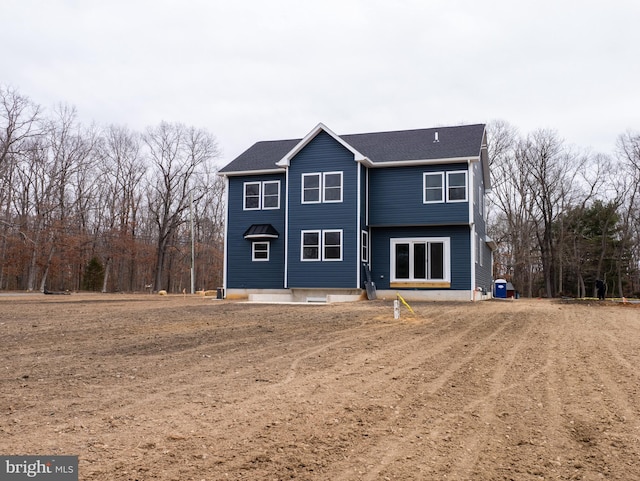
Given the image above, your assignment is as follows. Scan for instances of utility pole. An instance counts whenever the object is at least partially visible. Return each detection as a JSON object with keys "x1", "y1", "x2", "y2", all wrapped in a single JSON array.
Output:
[{"x1": 190, "y1": 190, "x2": 195, "y2": 294}]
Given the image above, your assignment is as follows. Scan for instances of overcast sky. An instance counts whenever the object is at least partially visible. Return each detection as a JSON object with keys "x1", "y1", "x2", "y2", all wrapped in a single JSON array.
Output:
[{"x1": 2, "y1": 0, "x2": 638, "y2": 166}]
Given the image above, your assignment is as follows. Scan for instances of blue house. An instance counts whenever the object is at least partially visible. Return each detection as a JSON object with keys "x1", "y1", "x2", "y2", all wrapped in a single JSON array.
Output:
[{"x1": 219, "y1": 123, "x2": 494, "y2": 302}]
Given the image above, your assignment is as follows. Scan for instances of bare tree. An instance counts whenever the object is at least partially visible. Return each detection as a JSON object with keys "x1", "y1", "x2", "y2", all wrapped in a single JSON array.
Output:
[
  {"x1": 36, "y1": 104, "x2": 100, "y2": 291},
  {"x1": 521, "y1": 129, "x2": 585, "y2": 297},
  {"x1": 192, "y1": 165, "x2": 226, "y2": 290},
  {"x1": 616, "y1": 131, "x2": 640, "y2": 296},
  {"x1": 0, "y1": 86, "x2": 41, "y2": 288},
  {"x1": 143, "y1": 122, "x2": 220, "y2": 291},
  {"x1": 99, "y1": 124, "x2": 146, "y2": 291},
  {"x1": 487, "y1": 121, "x2": 540, "y2": 296}
]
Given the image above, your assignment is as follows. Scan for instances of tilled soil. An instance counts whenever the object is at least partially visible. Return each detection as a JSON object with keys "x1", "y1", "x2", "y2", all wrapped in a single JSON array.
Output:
[{"x1": 1, "y1": 294, "x2": 639, "y2": 480}]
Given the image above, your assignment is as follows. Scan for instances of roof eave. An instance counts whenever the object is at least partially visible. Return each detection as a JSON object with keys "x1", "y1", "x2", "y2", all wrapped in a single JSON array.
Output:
[
  {"x1": 364, "y1": 156, "x2": 480, "y2": 168},
  {"x1": 218, "y1": 168, "x2": 286, "y2": 177}
]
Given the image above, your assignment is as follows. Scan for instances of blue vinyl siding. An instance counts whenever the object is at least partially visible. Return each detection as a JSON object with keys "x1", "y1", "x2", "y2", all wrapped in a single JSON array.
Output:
[
  {"x1": 472, "y1": 160, "x2": 493, "y2": 291},
  {"x1": 370, "y1": 225, "x2": 471, "y2": 290},
  {"x1": 287, "y1": 131, "x2": 358, "y2": 288},
  {"x1": 226, "y1": 174, "x2": 286, "y2": 289},
  {"x1": 369, "y1": 164, "x2": 469, "y2": 226}
]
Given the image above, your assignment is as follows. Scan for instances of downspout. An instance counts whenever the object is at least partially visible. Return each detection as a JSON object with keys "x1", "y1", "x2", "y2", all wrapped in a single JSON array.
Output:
[
  {"x1": 356, "y1": 162, "x2": 361, "y2": 288},
  {"x1": 468, "y1": 159, "x2": 475, "y2": 301},
  {"x1": 222, "y1": 175, "x2": 229, "y2": 296},
  {"x1": 283, "y1": 167, "x2": 289, "y2": 288}
]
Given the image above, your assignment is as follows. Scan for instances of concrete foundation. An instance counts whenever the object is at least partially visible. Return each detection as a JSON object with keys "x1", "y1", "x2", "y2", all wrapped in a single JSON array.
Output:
[{"x1": 225, "y1": 288, "x2": 491, "y2": 303}]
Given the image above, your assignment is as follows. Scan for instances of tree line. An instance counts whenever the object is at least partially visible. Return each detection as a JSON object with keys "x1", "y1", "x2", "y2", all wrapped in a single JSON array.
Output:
[
  {"x1": 0, "y1": 85, "x2": 225, "y2": 293},
  {"x1": 3, "y1": 85, "x2": 639, "y2": 297},
  {"x1": 487, "y1": 120, "x2": 640, "y2": 298}
]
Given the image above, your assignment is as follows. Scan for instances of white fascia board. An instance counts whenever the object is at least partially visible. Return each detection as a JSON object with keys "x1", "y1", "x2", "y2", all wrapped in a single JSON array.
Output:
[
  {"x1": 276, "y1": 122, "x2": 368, "y2": 167},
  {"x1": 362, "y1": 156, "x2": 479, "y2": 168},
  {"x1": 219, "y1": 168, "x2": 286, "y2": 177}
]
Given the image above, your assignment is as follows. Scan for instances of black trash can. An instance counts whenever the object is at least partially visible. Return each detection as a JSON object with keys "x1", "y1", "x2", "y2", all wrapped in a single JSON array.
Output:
[{"x1": 216, "y1": 287, "x2": 224, "y2": 299}]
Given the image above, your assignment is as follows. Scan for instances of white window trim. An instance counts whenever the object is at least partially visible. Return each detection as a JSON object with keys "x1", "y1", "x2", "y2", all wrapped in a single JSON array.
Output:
[
  {"x1": 322, "y1": 171, "x2": 343, "y2": 203},
  {"x1": 390, "y1": 237, "x2": 450, "y2": 282},
  {"x1": 301, "y1": 173, "x2": 321, "y2": 204},
  {"x1": 323, "y1": 229, "x2": 343, "y2": 261},
  {"x1": 301, "y1": 229, "x2": 343, "y2": 262},
  {"x1": 243, "y1": 180, "x2": 280, "y2": 210},
  {"x1": 252, "y1": 241, "x2": 270, "y2": 262},
  {"x1": 301, "y1": 171, "x2": 343, "y2": 204},
  {"x1": 446, "y1": 170, "x2": 468, "y2": 203},
  {"x1": 301, "y1": 230, "x2": 321, "y2": 261},
  {"x1": 361, "y1": 230, "x2": 369, "y2": 263},
  {"x1": 243, "y1": 181, "x2": 261, "y2": 210},
  {"x1": 423, "y1": 172, "x2": 445, "y2": 204},
  {"x1": 262, "y1": 180, "x2": 281, "y2": 210}
]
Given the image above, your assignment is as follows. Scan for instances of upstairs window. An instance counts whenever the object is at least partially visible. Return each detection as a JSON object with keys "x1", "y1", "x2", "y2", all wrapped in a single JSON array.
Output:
[
  {"x1": 323, "y1": 172, "x2": 343, "y2": 202},
  {"x1": 262, "y1": 181, "x2": 280, "y2": 209},
  {"x1": 243, "y1": 180, "x2": 280, "y2": 210},
  {"x1": 423, "y1": 172, "x2": 444, "y2": 203},
  {"x1": 244, "y1": 182, "x2": 261, "y2": 210},
  {"x1": 302, "y1": 174, "x2": 321, "y2": 203},
  {"x1": 447, "y1": 171, "x2": 467, "y2": 202},
  {"x1": 302, "y1": 172, "x2": 343, "y2": 204}
]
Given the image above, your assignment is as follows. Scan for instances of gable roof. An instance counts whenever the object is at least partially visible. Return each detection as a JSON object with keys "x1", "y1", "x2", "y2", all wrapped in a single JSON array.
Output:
[{"x1": 219, "y1": 123, "x2": 486, "y2": 175}]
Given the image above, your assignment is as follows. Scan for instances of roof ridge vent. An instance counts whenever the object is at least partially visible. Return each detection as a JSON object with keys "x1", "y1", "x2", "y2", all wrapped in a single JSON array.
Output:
[{"x1": 433, "y1": 131, "x2": 439, "y2": 143}]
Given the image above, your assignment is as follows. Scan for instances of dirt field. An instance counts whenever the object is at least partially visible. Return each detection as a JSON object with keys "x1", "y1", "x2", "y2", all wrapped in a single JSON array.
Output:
[{"x1": 1, "y1": 294, "x2": 639, "y2": 480}]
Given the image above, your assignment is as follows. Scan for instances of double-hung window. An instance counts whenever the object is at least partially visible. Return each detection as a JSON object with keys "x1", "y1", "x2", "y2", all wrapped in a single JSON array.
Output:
[
  {"x1": 423, "y1": 172, "x2": 444, "y2": 203},
  {"x1": 301, "y1": 229, "x2": 343, "y2": 261},
  {"x1": 323, "y1": 172, "x2": 342, "y2": 202},
  {"x1": 423, "y1": 171, "x2": 468, "y2": 204},
  {"x1": 302, "y1": 172, "x2": 343, "y2": 204},
  {"x1": 446, "y1": 171, "x2": 467, "y2": 202},
  {"x1": 390, "y1": 237, "x2": 450, "y2": 284},
  {"x1": 243, "y1": 180, "x2": 280, "y2": 210},
  {"x1": 323, "y1": 230, "x2": 342, "y2": 260},
  {"x1": 302, "y1": 174, "x2": 321, "y2": 203},
  {"x1": 262, "y1": 181, "x2": 280, "y2": 209},
  {"x1": 244, "y1": 182, "x2": 261, "y2": 210}
]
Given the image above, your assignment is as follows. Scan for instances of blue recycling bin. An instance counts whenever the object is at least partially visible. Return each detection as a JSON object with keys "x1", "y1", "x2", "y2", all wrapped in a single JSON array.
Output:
[{"x1": 494, "y1": 279, "x2": 507, "y2": 299}]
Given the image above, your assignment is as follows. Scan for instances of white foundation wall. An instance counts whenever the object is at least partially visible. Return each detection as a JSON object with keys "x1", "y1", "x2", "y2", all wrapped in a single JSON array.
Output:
[{"x1": 226, "y1": 288, "x2": 491, "y2": 303}]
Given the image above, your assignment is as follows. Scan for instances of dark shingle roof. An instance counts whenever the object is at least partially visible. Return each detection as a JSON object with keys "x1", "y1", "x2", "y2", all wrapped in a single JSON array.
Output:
[
  {"x1": 219, "y1": 124, "x2": 485, "y2": 174},
  {"x1": 220, "y1": 138, "x2": 299, "y2": 173}
]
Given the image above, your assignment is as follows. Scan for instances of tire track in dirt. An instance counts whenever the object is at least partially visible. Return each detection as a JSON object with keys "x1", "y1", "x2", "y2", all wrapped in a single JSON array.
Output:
[
  {"x1": 443, "y1": 309, "x2": 540, "y2": 480},
  {"x1": 6, "y1": 297, "x2": 640, "y2": 480},
  {"x1": 582, "y1": 326, "x2": 640, "y2": 468},
  {"x1": 174, "y1": 304, "x2": 495, "y2": 479},
  {"x1": 331, "y1": 307, "x2": 533, "y2": 480},
  {"x1": 536, "y1": 305, "x2": 640, "y2": 479}
]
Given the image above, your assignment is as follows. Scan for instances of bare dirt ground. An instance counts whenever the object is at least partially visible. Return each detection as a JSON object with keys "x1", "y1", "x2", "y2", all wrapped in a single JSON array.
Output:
[{"x1": 1, "y1": 294, "x2": 639, "y2": 481}]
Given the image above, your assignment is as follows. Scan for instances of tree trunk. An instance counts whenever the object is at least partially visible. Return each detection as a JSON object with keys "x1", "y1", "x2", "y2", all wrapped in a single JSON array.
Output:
[
  {"x1": 39, "y1": 244, "x2": 55, "y2": 292},
  {"x1": 102, "y1": 257, "x2": 111, "y2": 293}
]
